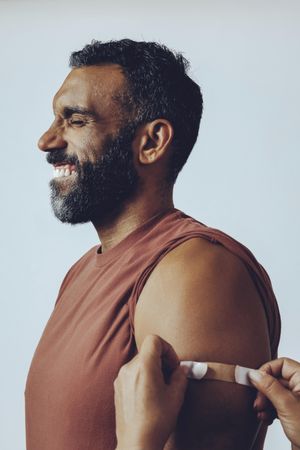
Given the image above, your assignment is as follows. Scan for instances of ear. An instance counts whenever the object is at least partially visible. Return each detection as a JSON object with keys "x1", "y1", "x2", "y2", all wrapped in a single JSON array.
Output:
[{"x1": 134, "y1": 119, "x2": 174, "y2": 166}]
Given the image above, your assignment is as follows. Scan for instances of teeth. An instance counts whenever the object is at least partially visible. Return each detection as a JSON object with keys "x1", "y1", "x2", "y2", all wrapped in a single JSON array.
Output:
[{"x1": 53, "y1": 166, "x2": 76, "y2": 178}]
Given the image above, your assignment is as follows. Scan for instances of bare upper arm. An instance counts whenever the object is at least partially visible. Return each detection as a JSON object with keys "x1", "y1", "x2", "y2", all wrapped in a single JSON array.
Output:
[{"x1": 134, "y1": 237, "x2": 271, "y2": 450}]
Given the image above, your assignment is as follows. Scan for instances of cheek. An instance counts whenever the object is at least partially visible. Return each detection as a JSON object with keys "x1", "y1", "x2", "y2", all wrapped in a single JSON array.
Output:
[{"x1": 68, "y1": 132, "x2": 103, "y2": 164}]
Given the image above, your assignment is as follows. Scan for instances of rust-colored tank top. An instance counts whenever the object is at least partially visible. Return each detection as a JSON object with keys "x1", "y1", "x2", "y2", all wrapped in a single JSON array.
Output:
[{"x1": 25, "y1": 209, "x2": 280, "y2": 450}]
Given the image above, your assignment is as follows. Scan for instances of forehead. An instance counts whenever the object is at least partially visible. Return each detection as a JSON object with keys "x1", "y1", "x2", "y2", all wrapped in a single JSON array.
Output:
[{"x1": 53, "y1": 64, "x2": 126, "y2": 112}]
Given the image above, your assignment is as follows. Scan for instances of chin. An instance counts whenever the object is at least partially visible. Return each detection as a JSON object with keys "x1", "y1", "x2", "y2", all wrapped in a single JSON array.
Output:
[{"x1": 51, "y1": 198, "x2": 90, "y2": 225}]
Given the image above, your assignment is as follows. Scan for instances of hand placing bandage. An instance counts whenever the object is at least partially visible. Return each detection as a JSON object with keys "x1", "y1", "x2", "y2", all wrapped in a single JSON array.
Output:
[
  {"x1": 114, "y1": 335, "x2": 300, "y2": 450},
  {"x1": 248, "y1": 358, "x2": 300, "y2": 450},
  {"x1": 114, "y1": 335, "x2": 188, "y2": 450}
]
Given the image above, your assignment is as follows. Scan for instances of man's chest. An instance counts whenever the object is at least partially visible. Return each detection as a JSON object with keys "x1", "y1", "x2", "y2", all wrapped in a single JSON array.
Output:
[{"x1": 25, "y1": 273, "x2": 136, "y2": 449}]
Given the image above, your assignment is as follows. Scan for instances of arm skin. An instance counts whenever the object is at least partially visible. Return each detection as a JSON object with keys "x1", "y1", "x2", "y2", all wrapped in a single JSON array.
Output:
[{"x1": 134, "y1": 237, "x2": 272, "y2": 450}]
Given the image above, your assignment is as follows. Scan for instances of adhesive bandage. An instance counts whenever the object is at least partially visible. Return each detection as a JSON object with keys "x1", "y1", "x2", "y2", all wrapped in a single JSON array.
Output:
[{"x1": 180, "y1": 361, "x2": 253, "y2": 387}]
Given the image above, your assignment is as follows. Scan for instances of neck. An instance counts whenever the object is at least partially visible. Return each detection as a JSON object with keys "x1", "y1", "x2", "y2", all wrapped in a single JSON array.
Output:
[{"x1": 92, "y1": 187, "x2": 174, "y2": 253}]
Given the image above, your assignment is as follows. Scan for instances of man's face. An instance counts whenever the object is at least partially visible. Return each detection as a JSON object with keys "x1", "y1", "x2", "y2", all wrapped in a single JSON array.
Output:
[{"x1": 38, "y1": 65, "x2": 139, "y2": 224}]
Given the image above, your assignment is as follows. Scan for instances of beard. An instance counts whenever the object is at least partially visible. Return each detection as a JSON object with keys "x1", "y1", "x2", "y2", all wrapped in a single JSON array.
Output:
[{"x1": 47, "y1": 123, "x2": 140, "y2": 224}]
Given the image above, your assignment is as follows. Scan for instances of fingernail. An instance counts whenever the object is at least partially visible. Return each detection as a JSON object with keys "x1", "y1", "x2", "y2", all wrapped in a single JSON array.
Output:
[
  {"x1": 248, "y1": 370, "x2": 263, "y2": 383},
  {"x1": 180, "y1": 361, "x2": 208, "y2": 380}
]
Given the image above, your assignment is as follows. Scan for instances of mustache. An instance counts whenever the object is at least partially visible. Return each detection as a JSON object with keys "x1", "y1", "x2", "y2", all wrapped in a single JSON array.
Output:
[{"x1": 46, "y1": 150, "x2": 79, "y2": 166}]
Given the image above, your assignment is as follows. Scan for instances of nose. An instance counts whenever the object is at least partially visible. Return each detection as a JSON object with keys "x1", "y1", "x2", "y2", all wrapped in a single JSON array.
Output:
[{"x1": 38, "y1": 125, "x2": 67, "y2": 152}]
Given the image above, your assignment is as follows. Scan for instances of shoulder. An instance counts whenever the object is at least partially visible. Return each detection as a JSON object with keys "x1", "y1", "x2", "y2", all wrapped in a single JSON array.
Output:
[
  {"x1": 157, "y1": 236, "x2": 246, "y2": 280},
  {"x1": 134, "y1": 237, "x2": 271, "y2": 366},
  {"x1": 137, "y1": 237, "x2": 252, "y2": 317}
]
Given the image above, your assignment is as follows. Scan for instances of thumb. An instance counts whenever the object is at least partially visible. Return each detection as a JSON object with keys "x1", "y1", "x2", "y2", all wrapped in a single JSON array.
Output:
[
  {"x1": 248, "y1": 370, "x2": 291, "y2": 411},
  {"x1": 168, "y1": 365, "x2": 188, "y2": 401}
]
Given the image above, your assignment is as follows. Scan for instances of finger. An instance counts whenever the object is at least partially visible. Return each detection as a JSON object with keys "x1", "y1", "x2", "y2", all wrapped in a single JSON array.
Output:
[
  {"x1": 288, "y1": 369, "x2": 300, "y2": 394},
  {"x1": 114, "y1": 353, "x2": 139, "y2": 381},
  {"x1": 253, "y1": 391, "x2": 277, "y2": 426},
  {"x1": 259, "y1": 358, "x2": 300, "y2": 382},
  {"x1": 170, "y1": 365, "x2": 189, "y2": 385},
  {"x1": 254, "y1": 379, "x2": 291, "y2": 408},
  {"x1": 168, "y1": 365, "x2": 189, "y2": 401},
  {"x1": 139, "y1": 334, "x2": 179, "y2": 374},
  {"x1": 258, "y1": 359, "x2": 284, "y2": 377},
  {"x1": 249, "y1": 370, "x2": 294, "y2": 411},
  {"x1": 254, "y1": 391, "x2": 274, "y2": 413}
]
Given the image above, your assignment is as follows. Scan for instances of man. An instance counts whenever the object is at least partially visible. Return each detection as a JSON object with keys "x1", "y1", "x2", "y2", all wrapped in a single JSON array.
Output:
[{"x1": 25, "y1": 39, "x2": 281, "y2": 450}]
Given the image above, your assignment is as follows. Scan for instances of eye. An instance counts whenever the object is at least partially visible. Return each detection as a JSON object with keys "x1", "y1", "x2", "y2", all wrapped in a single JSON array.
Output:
[
  {"x1": 69, "y1": 119, "x2": 85, "y2": 126},
  {"x1": 72, "y1": 121, "x2": 84, "y2": 125}
]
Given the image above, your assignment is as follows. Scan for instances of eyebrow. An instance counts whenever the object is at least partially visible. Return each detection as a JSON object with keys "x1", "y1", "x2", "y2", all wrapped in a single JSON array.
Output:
[{"x1": 58, "y1": 106, "x2": 97, "y2": 119}]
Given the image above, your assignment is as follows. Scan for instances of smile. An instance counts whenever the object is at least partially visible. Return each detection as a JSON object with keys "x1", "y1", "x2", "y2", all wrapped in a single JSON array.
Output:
[{"x1": 53, "y1": 164, "x2": 77, "y2": 178}]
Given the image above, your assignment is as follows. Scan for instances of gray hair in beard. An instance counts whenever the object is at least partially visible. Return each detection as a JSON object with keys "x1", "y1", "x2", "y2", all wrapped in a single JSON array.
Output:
[{"x1": 49, "y1": 122, "x2": 139, "y2": 225}]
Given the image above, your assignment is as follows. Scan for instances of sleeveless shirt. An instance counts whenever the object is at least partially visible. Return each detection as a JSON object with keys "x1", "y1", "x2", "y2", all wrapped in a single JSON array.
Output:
[{"x1": 25, "y1": 208, "x2": 281, "y2": 450}]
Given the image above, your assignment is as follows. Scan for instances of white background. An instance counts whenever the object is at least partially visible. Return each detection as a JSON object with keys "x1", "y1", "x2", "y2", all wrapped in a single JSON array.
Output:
[{"x1": 0, "y1": 1, "x2": 299, "y2": 449}]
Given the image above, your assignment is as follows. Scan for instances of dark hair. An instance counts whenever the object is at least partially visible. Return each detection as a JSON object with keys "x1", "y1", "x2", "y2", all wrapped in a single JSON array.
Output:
[{"x1": 70, "y1": 39, "x2": 203, "y2": 184}]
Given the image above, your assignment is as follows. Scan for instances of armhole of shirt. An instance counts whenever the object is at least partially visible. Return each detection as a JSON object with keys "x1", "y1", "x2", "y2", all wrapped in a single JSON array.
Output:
[{"x1": 127, "y1": 231, "x2": 281, "y2": 358}]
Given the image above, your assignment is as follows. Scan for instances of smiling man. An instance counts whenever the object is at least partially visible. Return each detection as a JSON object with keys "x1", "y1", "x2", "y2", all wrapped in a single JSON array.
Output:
[{"x1": 25, "y1": 39, "x2": 281, "y2": 450}]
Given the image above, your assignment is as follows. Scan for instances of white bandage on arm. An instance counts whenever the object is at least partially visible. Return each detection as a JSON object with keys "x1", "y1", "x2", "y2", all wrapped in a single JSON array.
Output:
[{"x1": 180, "y1": 361, "x2": 253, "y2": 387}]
